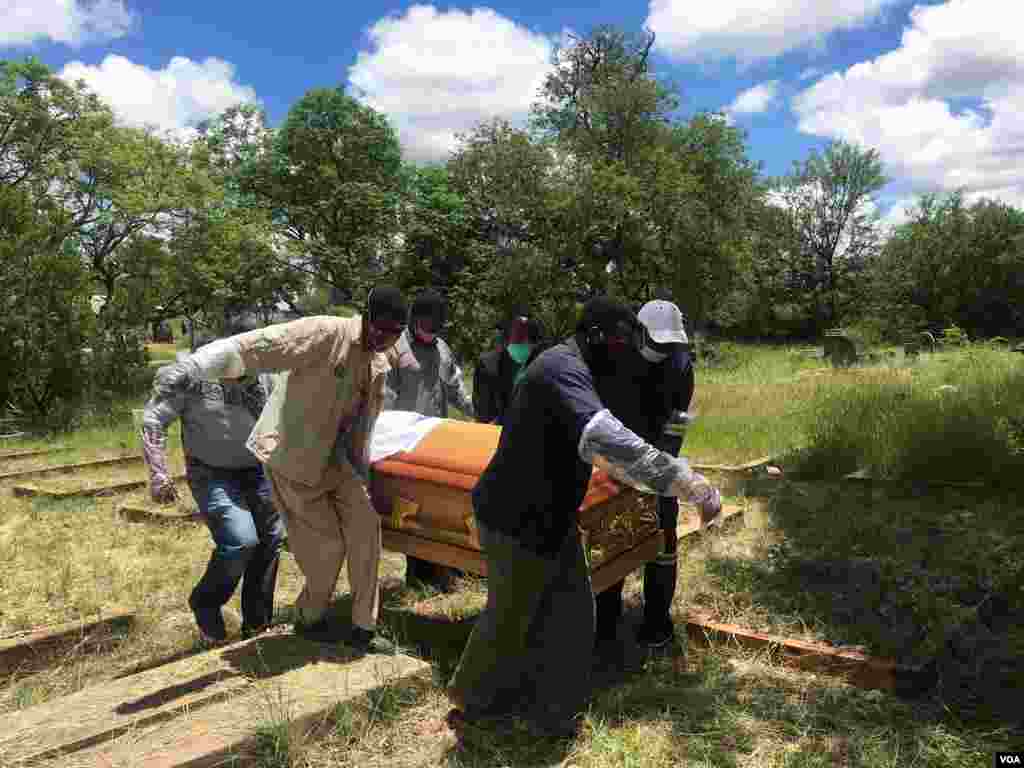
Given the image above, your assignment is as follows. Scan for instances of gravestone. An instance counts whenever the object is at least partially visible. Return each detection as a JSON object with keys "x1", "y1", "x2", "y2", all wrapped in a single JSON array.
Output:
[
  {"x1": 823, "y1": 334, "x2": 858, "y2": 367},
  {"x1": 902, "y1": 335, "x2": 920, "y2": 357}
]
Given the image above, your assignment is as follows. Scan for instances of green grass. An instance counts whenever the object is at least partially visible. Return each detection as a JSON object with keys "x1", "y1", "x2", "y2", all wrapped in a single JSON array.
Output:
[{"x1": 789, "y1": 345, "x2": 1024, "y2": 485}]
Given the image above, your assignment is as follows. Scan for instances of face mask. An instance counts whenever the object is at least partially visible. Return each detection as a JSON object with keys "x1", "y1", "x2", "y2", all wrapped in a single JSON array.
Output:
[
  {"x1": 640, "y1": 344, "x2": 669, "y2": 363},
  {"x1": 507, "y1": 343, "x2": 532, "y2": 364}
]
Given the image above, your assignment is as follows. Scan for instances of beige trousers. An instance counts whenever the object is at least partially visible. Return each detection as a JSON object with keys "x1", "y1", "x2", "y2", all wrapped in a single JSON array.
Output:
[{"x1": 268, "y1": 459, "x2": 381, "y2": 631}]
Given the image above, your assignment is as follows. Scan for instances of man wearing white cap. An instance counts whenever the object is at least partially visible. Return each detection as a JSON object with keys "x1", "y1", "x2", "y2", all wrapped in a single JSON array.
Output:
[{"x1": 595, "y1": 297, "x2": 695, "y2": 663}]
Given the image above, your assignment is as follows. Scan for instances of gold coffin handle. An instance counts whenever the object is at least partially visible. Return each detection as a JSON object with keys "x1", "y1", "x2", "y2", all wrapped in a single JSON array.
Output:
[{"x1": 391, "y1": 496, "x2": 419, "y2": 530}]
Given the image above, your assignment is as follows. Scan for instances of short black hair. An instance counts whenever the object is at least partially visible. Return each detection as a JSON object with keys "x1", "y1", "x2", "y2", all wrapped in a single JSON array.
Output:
[{"x1": 577, "y1": 296, "x2": 637, "y2": 336}]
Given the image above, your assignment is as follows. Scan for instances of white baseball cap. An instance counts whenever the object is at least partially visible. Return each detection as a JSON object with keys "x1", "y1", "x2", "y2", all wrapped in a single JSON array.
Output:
[{"x1": 638, "y1": 300, "x2": 688, "y2": 345}]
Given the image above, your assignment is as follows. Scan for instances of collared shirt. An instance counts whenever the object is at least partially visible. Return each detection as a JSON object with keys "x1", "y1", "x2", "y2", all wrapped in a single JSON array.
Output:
[
  {"x1": 143, "y1": 373, "x2": 272, "y2": 469},
  {"x1": 232, "y1": 315, "x2": 391, "y2": 487}
]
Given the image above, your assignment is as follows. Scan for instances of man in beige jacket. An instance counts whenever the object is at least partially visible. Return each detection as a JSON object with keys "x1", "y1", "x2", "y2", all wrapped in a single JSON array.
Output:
[{"x1": 154, "y1": 287, "x2": 408, "y2": 654}]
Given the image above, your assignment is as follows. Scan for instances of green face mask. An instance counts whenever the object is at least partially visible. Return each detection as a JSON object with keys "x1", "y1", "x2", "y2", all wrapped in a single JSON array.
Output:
[{"x1": 507, "y1": 343, "x2": 533, "y2": 364}]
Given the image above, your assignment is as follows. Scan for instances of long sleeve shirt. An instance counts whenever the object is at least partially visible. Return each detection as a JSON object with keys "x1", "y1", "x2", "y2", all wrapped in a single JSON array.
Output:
[{"x1": 383, "y1": 330, "x2": 474, "y2": 419}]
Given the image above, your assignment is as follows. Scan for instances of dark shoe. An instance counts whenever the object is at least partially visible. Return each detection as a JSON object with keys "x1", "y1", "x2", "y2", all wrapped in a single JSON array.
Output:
[
  {"x1": 294, "y1": 616, "x2": 348, "y2": 643},
  {"x1": 533, "y1": 715, "x2": 580, "y2": 740},
  {"x1": 594, "y1": 637, "x2": 645, "y2": 676},
  {"x1": 636, "y1": 622, "x2": 675, "y2": 650},
  {"x1": 189, "y1": 593, "x2": 227, "y2": 643},
  {"x1": 349, "y1": 626, "x2": 397, "y2": 655}
]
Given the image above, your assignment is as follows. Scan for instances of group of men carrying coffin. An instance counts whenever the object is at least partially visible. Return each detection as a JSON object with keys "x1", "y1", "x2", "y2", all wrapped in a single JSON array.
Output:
[{"x1": 141, "y1": 286, "x2": 722, "y2": 738}]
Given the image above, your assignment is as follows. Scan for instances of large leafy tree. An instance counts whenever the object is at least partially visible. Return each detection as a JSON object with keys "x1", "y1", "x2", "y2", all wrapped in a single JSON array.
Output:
[
  {"x1": 532, "y1": 27, "x2": 681, "y2": 298},
  {"x1": 876, "y1": 191, "x2": 1024, "y2": 337},
  {"x1": 774, "y1": 140, "x2": 887, "y2": 332},
  {"x1": 245, "y1": 88, "x2": 405, "y2": 300},
  {"x1": 445, "y1": 118, "x2": 580, "y2": 358}
]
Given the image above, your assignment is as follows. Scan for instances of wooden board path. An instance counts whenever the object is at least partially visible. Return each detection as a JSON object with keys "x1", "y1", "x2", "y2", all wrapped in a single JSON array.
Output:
[
  {"x1": 0, "y1": 610, "x2": 135, "y2": 678},
  {"x1": 0, "y1": 455, "x2": 142, "y2": 482},
  {"x1": 0, "y1": 448, "x2": 61, "y2": 461},
  {"x1": 683, "y1": 611, "x2": 907, "y2": 692},
  {"x1": 13, "y1": 472, "x2": 186, "y2": 500},
  {"x1": 117, "y1": 502, "x2": 202, "y2": 525},
  {"x1": 0, "y1": 632, "x2": 427, "y2": 768}
]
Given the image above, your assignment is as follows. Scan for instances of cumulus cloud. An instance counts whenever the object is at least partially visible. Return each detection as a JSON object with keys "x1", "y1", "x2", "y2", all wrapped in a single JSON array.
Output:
[
  {"x1": 646, "y1": 0, "x2": 899, "y2": 64},
  {"x1": 1, "y1": 0, "x2": 135, "y2": 48},
  {"x1": 347, "y1": 4, "x2": 555, "y2": 162},
  {"x1": 724, "y1": 80, "x2": 779, "y2": 119},
  {"x1": 59, "y1": 55, "x2": 258, "y2": 140},
  {"x1": 792, "y1": 0, "x2": 1024, "y2": 208}
]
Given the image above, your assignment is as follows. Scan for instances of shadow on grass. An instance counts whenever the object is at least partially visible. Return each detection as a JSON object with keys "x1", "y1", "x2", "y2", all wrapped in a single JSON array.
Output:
[
  {"x1": 583, "y1": 650, "x2": 1015, "y2": 768},
  {"x1": 702, "y1": 479, "x2": 1024, "y2": 731}
]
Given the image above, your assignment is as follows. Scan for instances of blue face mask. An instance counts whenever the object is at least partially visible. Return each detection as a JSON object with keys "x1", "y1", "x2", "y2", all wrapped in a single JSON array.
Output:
[{"x1": 507, "y1": 343, "x2": 533, "y2": 364}]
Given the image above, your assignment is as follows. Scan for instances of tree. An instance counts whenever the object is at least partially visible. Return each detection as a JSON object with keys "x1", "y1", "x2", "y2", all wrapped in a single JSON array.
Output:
[
  {"x1": 391, "y1": 163, "x2": 469, "y2": 293},
  {"x1": 245, "y1": 88, "x2": 405, "y2": 300},
  {"x1": 876, "y1": 191, "x2": 1024, "y2": 337},
  {"x1": 532, "y1": 27, "x2": 682, "y2": 298},
  {"x1": 445, "y1": 118, "x2": 580, "y2": 359},
  {"x1": 775, "y1": 141, "x2": 887, "y2": 332}
]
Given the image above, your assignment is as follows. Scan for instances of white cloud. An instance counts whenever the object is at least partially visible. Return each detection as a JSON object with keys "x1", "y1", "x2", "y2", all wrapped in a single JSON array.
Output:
[
  {"x1": 724, "y1": 80, "x2": 779, "y2": 119},
  {"x1": 646, "y1": 0, "x2": 899, "y2": 64},
  {"x1": 347, "y1": 4, "x2": 555, "y2": 162},
  {"x1": 799, "y1": 67, "x2": 823, "y2": 81},
  {"x1": 792, "y1": 0, "x2": 1024, "y2": 209},
  {"x1": 877, "y1": 197, "x2": 917, "y2": 234},
  {"x1": 1, "y1": 0, "x2": 135, "y2": 48},
  {"x1": 59, "y1": 55, "x2": 258, "y2": 140}
]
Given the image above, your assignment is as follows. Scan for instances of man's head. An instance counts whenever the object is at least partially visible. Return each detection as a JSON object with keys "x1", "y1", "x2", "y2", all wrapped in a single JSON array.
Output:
[
  {"x1": 576, "y1": 296, "x2": 642, "y2": 374},
  {"x1": 637, "y1": 300, "x2": 688, "y2": 364},
  {"x1": 365, "y1": 285, "x2": 408, "y2": 352},
  {"x1": 410, "y1": 289, "x2": 446, "y2": 345},
  {"x1": 503, "y1": 305, "x2": 543, "y2": 364}
]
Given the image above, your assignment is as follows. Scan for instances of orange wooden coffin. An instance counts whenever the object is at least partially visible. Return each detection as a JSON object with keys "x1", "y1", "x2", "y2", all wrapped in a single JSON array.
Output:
[{"x1": 369, "y1": 419, "x2": 661, "y2": 594}]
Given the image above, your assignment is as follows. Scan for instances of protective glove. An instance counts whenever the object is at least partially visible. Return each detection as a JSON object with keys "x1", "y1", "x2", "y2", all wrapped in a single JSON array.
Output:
[
  {"x1": 151, "y1": 477, "x2": 178, "y2": 505},
  {"x1": 671, "y1": 471, "x2": 722, "y2": 529}
]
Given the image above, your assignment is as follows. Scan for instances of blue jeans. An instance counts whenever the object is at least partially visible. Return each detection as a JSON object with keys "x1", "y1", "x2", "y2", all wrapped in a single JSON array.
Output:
[{"x1": 187, "y1": 459, "x2": 285, "y2": 630}]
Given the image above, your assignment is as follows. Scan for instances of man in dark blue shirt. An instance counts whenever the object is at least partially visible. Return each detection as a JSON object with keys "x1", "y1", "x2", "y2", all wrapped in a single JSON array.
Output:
[{"x1": 446, "y1": 297, "x2": 721, "y2": 738}]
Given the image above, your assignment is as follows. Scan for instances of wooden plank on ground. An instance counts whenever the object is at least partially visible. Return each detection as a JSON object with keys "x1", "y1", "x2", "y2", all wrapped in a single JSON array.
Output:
[
  {"x1": 0, "y1": 610, "x2": 135, "y2": 678},
  {"x1": 691, "y1": 456, "x2": 777, "y2": 473},
  {"x1": 841, "y1": 468, "x2": 985, "y2": 489},
  {"x1": 683, "y1": 612, "x2": 907, "y2": 692},
  {"x1": 13, "y1": 472, "x2": 185, "y2": 500},
  {"x1": 0, "y1": 456, "x2": 141, "y2": 482},
  {"x1": 4, "y1": 637, "x2": 427, "y2": 768},
  {"x1": 117, "y1": 502, "x2": 202, "y2": 525},
  {"x1": 0, "y1": 448, "x2": 61, "y2": 461},
  {"x1": 0, "y1": 631, "x2": 273, "y2": 764}
]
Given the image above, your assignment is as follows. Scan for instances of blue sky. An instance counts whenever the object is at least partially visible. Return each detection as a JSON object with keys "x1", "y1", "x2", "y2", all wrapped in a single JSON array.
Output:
[{"x1": 3, "y1": 1, "x2": 1023, "y2": 227}]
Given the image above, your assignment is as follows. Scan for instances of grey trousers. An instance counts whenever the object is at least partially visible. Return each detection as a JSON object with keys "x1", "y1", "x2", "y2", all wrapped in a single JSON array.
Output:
[{"x1": 448, "y1": 517, "x2": 595, "y2": 725}]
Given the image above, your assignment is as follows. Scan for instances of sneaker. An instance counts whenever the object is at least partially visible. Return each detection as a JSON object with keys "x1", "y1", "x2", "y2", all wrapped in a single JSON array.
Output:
[
  {"x1": 294, "y1": 616, "x2": 348, "y2": 643},
  {"x1": 189, "y1": 593, "x2": 227, "y2": 644},
  {"x1": 349, "y1": 626, "x2": 397, "y2": 655},
  {"x1": 636, "y1": 623, "x2": 675, "y2": 650}
]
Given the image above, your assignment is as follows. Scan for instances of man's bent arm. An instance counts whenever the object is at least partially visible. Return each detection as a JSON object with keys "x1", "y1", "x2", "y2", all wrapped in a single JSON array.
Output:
[{"x1": 578, "y1": 408, "x2": 712, "y2": 503}]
